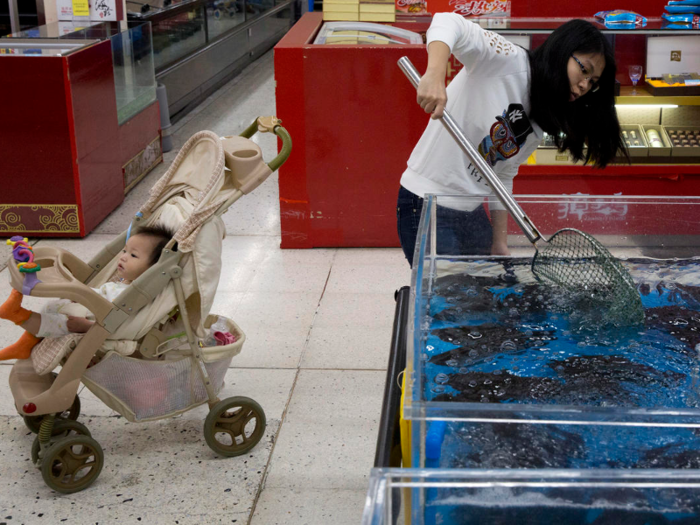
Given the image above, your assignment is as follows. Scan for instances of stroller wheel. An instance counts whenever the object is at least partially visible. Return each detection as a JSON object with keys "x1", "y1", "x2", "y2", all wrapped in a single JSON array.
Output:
[
  {"x1": 41, "y1": 435, "x2": 104, "y2": 494},
  {"x1": 31, "y1": 420, "x2": 91, "y2": 465},
  {"x1": 24, "y1": 395, "x2": 81, "y2": 434},
  {"x1": 204, "y1": 396, "x2": 266, "y2": 457}
]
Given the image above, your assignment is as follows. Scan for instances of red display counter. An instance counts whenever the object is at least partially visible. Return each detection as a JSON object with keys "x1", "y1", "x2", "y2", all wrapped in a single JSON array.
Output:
[
  {"x1": 274, "y1": 13, "x2": 700, "y2": 249},
  {"x1": 275, "y1": 13, "x2": 430, "y2": 248},
  {"x1": 0, "y1": 23, "x2": 161, "y2": 238}
]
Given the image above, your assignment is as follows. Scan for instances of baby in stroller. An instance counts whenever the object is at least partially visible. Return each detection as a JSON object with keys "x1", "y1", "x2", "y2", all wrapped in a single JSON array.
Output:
[
  {"x1": 5, "y1": 117, "x2": 291, "y2": 495},
  {"x1": 0, "y1": 225, "x2": 173, "y2": 361}
]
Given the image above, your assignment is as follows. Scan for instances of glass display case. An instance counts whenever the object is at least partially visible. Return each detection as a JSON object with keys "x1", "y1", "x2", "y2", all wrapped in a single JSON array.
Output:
[
  {"x1": 0, "y1": 0, "x2": 41, "y2": 37},
  {"x1": 404, "y1": 194, "x2": 700, "y2": 472},
  {"x1": 1, "y1": 20, "x2": 161, "y2": 237},
  {"x1": 125, "y1": 0, "x2": 293, "y2": 71},
  {"x1": 0, "y1": 37, "x2": 97, "y2": 55},
  {"x1": 128, "y1": 0, "x2": 295, "y2": 118},
  {"x1": 366, "y1": 193, "x2": 700, "y2": 522},
  {"x1": 3, "y1": 21, "x2": 156, "y2": 124},
  {"x1": 67, "y1": 22, "x2": 157, "y2": 124}
]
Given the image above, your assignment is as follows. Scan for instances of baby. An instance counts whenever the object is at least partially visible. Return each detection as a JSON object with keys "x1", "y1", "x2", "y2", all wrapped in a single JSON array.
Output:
[{"x1": 0, "y1": 225, "x2": 173, "y2": 360}]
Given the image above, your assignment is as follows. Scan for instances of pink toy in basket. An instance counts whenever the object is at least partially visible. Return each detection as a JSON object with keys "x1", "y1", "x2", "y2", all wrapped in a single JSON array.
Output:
[{"x1": 214, "y1": 331, "x2": 238, "y2": 346}]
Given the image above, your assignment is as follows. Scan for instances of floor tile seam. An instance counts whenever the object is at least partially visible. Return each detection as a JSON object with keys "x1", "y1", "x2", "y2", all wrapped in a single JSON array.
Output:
[
  {"x1": 247, "y1": 366, "x2": 302, "y2": 525},
  {"x1": 225, "y1": 365, "x2": 298, "y2": 371},
  {"x1": 294, "y1": 252, "x2": 338, "y2": 369},
  {"x1": 297, "y1": 367, "x2": 388, "y2": 372},
  {"x1": 258, "y1": 480, "x2": 372, "y2": 492},
  {"x1": 252, "y1": 486, "x2": 368, "y2": 494}
]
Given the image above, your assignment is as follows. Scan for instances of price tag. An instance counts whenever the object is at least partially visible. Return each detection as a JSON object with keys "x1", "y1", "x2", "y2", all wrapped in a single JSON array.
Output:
[{"x1": 72, "y1": 0, "x2": 90, "y2": 17}]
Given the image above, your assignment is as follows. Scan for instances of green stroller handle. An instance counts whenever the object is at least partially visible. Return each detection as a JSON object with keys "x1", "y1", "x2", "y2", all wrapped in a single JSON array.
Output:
[
  {"x1": 268, "y1": 126, "x2": 292, "y2": 172},
  {"x1": 239, "y1": 116, "x2": 292, "y2": 172}
]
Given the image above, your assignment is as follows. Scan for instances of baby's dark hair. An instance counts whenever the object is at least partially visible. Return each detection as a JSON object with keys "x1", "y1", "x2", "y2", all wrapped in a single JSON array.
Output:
[{"x1": 134, "y1": 225, "x2": 176, "y2": 266}]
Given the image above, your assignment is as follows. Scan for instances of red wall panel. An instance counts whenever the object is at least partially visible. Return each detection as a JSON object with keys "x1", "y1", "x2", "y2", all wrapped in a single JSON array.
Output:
[{"x1": 511, "y1": 0, "x2": 667, "y2": 19}]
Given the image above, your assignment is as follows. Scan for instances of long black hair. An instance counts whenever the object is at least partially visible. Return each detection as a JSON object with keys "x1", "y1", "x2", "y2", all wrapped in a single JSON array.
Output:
[{"x1": 528, "y1": 19, "x2": 627, "y2": 168}]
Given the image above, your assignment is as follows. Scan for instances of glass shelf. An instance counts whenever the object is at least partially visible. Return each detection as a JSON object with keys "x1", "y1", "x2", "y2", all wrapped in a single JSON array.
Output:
[
  {"x1": 0, "y1": 38, "x2": 97, "y2": 56},
  {"x1": 395, "y1": 16, "x2": 700, "y2": 35},
  {"x1": 616, "y1": 85, "x2": 700, "y2": 106},
  {"x1": 468, "y1": 17, "x2": 700, "y2": 35}
]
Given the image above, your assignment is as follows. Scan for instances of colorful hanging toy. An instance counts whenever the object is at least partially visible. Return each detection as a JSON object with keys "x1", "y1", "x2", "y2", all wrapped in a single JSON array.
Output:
[{"x1": 7, "y1": 236, "x2": 42, "y2": 295}]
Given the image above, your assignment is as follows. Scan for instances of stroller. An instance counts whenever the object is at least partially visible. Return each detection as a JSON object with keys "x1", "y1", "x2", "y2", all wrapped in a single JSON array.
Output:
[{"x1": 6, "y1": 117, "x2": 292, "y2": 494}]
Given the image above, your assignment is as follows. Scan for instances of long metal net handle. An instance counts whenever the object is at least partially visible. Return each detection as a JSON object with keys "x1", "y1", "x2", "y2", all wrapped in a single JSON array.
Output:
[{"x1": 397, "y1": 56, "x2": 543, "y2": 245}]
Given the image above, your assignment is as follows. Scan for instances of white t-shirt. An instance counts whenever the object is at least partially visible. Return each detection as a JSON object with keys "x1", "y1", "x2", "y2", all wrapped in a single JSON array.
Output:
[
  {"x1": 401, "y1": 13, "x2": 543, "y2": 211},
  {"x1": 95, "y1": 281, "x2": 130, "y2": 303}
]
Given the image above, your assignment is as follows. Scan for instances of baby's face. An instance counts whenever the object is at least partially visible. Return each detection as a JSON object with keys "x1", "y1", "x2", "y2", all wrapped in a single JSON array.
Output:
[{"x1": 117, "y1": 234, "x2": 158, "y2": 282}]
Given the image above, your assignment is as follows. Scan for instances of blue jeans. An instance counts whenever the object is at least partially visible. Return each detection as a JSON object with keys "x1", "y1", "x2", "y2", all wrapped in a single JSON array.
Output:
[{"x1": 396, "y1": 186, "x2": 493, "y2": 267}]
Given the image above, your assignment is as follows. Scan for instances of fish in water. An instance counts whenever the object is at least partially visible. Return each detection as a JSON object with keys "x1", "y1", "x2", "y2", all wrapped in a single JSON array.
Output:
[
  {"x1": 449, "y1": 418, "x2": 586, "y2": 469},
  {"x1": 435, "y1": 371, "x2": 564, "y2": 404}
]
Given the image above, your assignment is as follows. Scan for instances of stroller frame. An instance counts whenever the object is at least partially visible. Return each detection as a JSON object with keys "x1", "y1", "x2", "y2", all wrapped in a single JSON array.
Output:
[{"x1": 6, "y1": 117, "x2": 292, "y2": 493}]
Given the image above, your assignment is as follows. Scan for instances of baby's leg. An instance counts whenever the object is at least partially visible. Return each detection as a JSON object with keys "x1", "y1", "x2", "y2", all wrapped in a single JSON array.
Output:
[
  {"x1": 21, "y1": 312, "x2": 41, "y2": 335},
  {"x1": 0, "y1": 291, "x2": 42, "y2": 360},
  {"x1": 0, "y1": 332, "x2": 40, "y2": 360},
  {"x1": 0, "y1": 312, "x2": 69, "y2": 361},
  {"x1": 0, "y1": 291, "x2": 72, "y2": 361},
  {"x1": 0, "y1": 289, "x2": 32, "y2": 326}
]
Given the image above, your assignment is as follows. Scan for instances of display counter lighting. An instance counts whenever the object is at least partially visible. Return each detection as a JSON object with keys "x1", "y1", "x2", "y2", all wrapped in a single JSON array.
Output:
[{"x1": 615, "y1": 104, "x2": 679, "y2": 109}]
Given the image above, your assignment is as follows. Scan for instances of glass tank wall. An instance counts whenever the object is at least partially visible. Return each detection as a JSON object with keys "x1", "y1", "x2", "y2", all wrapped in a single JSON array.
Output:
[
  {"x1": 362, "y1": 468, "x2": 700, "y2": 525},
  {"x1": 405, "y1": 195, "x2": 700, "y2": 471}
]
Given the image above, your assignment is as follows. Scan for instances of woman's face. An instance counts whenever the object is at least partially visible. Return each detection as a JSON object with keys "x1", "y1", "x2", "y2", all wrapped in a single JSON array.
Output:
[{"x1": 567, "y1": 52, "x2": 605, "y2": 102}]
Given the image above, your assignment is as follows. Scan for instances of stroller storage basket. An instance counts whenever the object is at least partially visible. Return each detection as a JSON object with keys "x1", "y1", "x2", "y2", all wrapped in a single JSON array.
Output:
[
  {"x1": 83, "y1": 352, "x2": 232, "y2": 422},
  {"x1": 83, "y1": 313, "x2": 243, "y2": 422}
]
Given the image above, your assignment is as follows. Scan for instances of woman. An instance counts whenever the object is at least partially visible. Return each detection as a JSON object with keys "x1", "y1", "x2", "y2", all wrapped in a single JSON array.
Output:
[{"x1": 397, "y1": 14, "x2": 626, "y2": 266}]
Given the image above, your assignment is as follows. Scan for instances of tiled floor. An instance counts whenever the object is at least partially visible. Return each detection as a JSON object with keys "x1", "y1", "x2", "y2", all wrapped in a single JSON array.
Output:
[{"x1": 0, "y1": 50, "x2": 411, "y2": 523}]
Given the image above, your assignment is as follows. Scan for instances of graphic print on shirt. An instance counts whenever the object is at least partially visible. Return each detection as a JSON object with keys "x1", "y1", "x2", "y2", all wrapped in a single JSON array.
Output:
[{"x1": 477, "y1": 103, "x2": 534, "y2": 168}]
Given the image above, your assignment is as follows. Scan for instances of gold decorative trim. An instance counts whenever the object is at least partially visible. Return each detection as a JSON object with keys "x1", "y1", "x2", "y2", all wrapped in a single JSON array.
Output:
[
  {"x1": 0, "y1": 204, "x2": 80, "y2": 234},
  {"x1": 123, "y1": 136, "x2": 163, "y2": 194}
]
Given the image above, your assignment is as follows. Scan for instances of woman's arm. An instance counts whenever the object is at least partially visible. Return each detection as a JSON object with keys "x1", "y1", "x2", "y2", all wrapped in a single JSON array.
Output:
[
  {"x1": 418, "y1": 41, "x2": 451, "y2": 119},
  {"x1": 490, "y1": 209, "x2": 510, "y2": 256}
]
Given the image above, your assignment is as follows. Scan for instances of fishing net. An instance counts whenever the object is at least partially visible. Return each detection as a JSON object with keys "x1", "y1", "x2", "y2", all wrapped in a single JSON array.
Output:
[{"x1": 531, "y1": 228, "x2": 644, "y2": 325}]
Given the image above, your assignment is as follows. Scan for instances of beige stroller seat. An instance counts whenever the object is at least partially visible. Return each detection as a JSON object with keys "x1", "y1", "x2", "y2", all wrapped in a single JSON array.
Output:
[{"x1": 6, "y1": 117, "x2": 292, "y2": 494}]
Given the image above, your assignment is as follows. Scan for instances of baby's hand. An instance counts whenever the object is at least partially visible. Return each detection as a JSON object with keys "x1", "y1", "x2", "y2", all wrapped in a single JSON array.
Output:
[{"x1": 67, "y1": 316, "x2": 94, "y2": 333}]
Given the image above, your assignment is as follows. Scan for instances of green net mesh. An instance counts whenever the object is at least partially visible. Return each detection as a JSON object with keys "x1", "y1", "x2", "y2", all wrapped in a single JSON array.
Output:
[{"x1": 531, "y1": 228, "x2": 644, "y2": 326}]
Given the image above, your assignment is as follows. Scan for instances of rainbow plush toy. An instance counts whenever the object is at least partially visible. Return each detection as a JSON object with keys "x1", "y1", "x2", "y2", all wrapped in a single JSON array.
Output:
[{"x1": 7, "y1": 236, "x2": 41, "y2": 294}]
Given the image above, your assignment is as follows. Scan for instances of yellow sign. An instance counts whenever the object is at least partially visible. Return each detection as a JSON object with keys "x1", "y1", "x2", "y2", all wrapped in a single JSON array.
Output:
[{"x1": 72, "y1": 0, "x2": 90, "y2": 17}]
